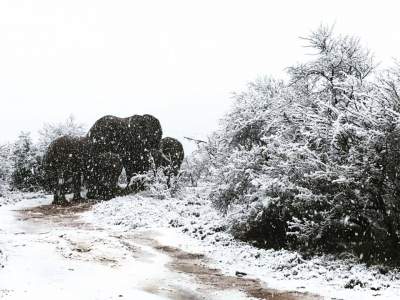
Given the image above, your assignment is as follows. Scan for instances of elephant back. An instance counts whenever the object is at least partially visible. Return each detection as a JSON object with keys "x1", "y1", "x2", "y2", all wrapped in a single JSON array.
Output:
[
  {"x1": 44, "y1": 135, "x2": 85, "y2": 172},
  {"x1": 87, "y1": 115, "x2": 128, "y2": 154}
]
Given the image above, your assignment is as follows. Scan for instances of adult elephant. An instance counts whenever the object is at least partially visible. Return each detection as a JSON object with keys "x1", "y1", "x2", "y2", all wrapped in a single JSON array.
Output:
[
  {"x1": 87, "y1": 114, "x2": 162, "y2": 187},
  {"x1": 151, "y1": 137, "x2": 184, "y2": 187},
  {"x1": 85, "y1": 152, "x2": 123, "y2": 200},
  {"x1": 43, "y1": 135, "x2": 88, "y2": 205},
  {"x1": 122, "y1": 114, "x2": 163, "y2": 185}
]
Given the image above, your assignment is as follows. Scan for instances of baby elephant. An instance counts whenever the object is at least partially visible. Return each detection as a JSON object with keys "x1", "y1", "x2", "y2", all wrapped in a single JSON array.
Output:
[
  {"x1": 85, "y1": 152, "x2": 123, "y2": 200},
  {"x1": 152, "y1": 137, "x2": 184, "y2": 186}
]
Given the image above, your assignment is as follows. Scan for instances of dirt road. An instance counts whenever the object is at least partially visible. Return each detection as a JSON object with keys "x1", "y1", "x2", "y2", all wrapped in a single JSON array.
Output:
[{"x1": 0, "y1": 197, "x2": 321, "y2": 300}]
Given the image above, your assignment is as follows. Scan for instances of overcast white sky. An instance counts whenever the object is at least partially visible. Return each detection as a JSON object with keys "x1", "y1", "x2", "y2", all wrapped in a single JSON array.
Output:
[{"x1": 1, "y1": 0, "x2": 400, "y2": 152}]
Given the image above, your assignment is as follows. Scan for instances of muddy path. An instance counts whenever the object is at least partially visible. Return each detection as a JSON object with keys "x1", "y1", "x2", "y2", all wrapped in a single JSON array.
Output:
[
  {"x1": 1, "y1": 199, "x2": 321, "y2": 300},
  {"x1": 133, "y1": 233, "x2": 321, "y2": 300}
]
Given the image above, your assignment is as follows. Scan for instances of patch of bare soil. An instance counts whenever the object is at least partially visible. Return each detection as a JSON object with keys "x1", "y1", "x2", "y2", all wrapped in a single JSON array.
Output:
[
  {"x1": 19, "y1": 201, "x2": 94, "y2": 217},
  {"x1": 133, "y1": 232, "x2": 322, "y2": 300},
  {"x1": 156, "y1": 245, "x2": 321, "y2": 300},
  {"x1": 16, "y1": 201, "x2": 96, "y2": 228}
]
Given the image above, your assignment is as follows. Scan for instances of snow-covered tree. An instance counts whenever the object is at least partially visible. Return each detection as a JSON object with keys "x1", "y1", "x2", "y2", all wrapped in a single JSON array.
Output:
[
  {"x1": 37, "y1": 115, "x2": 86, "y2": 155},
  {"x1": 0, "y1": 143, "x2": 13, "y2": 181},
  {"x1": 0, "y1": 143, "x2": 13, "y2": 195},
  {"x1": 10, "y1": 132, "x2": 42, "y2": 191},
  {"x1": 288, "y1": 25, "x2": 375, "y2": 107},
  {"x1": 181, "y1": 136, "x2": 219, "y2": 187},
  {"x1": 203, "y1": 26, "x2": 400, "y2": 265}
]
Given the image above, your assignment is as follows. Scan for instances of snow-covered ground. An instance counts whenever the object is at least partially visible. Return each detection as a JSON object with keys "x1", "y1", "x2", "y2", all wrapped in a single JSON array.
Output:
[
  {"x1": 0, "y1": 190, "x2": 43, "y2": 207},
  {"x1": 0, "y1": 190, "x2": 44, "y2": 269},
  {"x1": 83, "y1": 185, "x2": 400, "y2": 300},
  {"x1": 1, "y1": 187, "x2": 400, "y2": 299},
  {"x1": 0, "y1": 205, "x2": 177, "y2": 300},
  {"x1": 0, "y1": 192, "x2": 299, "y2": 300}
]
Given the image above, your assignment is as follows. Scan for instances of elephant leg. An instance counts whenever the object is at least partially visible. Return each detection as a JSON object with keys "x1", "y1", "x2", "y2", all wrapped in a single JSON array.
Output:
[
  {"x1": 123, "y1": 161, "x2": 133, "y2": 188},
  {"x1": 72, "y1": 190, "x2": 82, "y2": 201},
  {"x1": 72, "y1": 174, "x2": 82, "y2": 202},
  {"x1": 104, "y1": 182, "x2": 114, "y2": 199},
  {"x1": 53, "y1": 181, "x2": 67, "y2": 205},
  {"x1": 86, "y1": 184, "x2": 96, "y2": 199},
  {"x1": 53, "y1": 192, "x2": 60, "y2": 204},
  {"x1": 92, "y1": 183, "x2": 102, "y2": 199},
  {"x1": 104, "y1": 187, "x2": 112, "y2": 200},
  {"x1": 58, "y1": 176, "x2": 68, "y2": 205},
  {"x1": 97, "y1": 185, "x2": 107, "y2": 200},
  {"x1": 125, "y1": 173, "x2": 132, "y2": 189}
]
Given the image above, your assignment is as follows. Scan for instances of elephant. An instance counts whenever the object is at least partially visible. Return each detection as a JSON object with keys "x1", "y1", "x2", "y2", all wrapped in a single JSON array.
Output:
[
  {"x1": 85, "y1": 152, "x2": 123, "y2": 200},
  {"x1": 151, "y1": 137, "x2": 184, "y2": 187},
  {"x1": 87, "y1": 114, "x2": 162, "y2": 187},
  {"x1": 122, "y1": 114, "x2": 163, "y2": 184},
  {"x1": 43, "y1": 135, "x2": 88, "y2": 205}
]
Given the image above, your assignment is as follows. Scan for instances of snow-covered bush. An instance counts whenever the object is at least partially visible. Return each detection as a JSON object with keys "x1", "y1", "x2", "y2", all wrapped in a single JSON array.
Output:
[
  {"x1": 37, "y1": 115, "x2": 86, "y2": 155},
  {"x1": 205, "y1": 26, "x2": 400, "y2": 265},
  {"x1": 128, "y1": 169, "x2": 184, "y2": 200},
  {"x1": 10, "y1": 132, "x2": 43, "y2": 191},
  {"x1": 0, "y1": 143, "x2": 13, "y2": 195},
  {"x1": 180, "y1": 137, "x2": 218, "y2": 187},
  {"x1": 0, "y1": 144, "x2": 12, "y2": 180}
]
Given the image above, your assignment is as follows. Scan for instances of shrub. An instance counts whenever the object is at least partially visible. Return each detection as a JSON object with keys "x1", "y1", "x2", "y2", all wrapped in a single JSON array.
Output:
[
  {"x1": 206, "y1": 26, "x2": 400, "y2": 265},
  {"x1": 10, "y1": 132, "x2": 42, "y2": 191}
]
